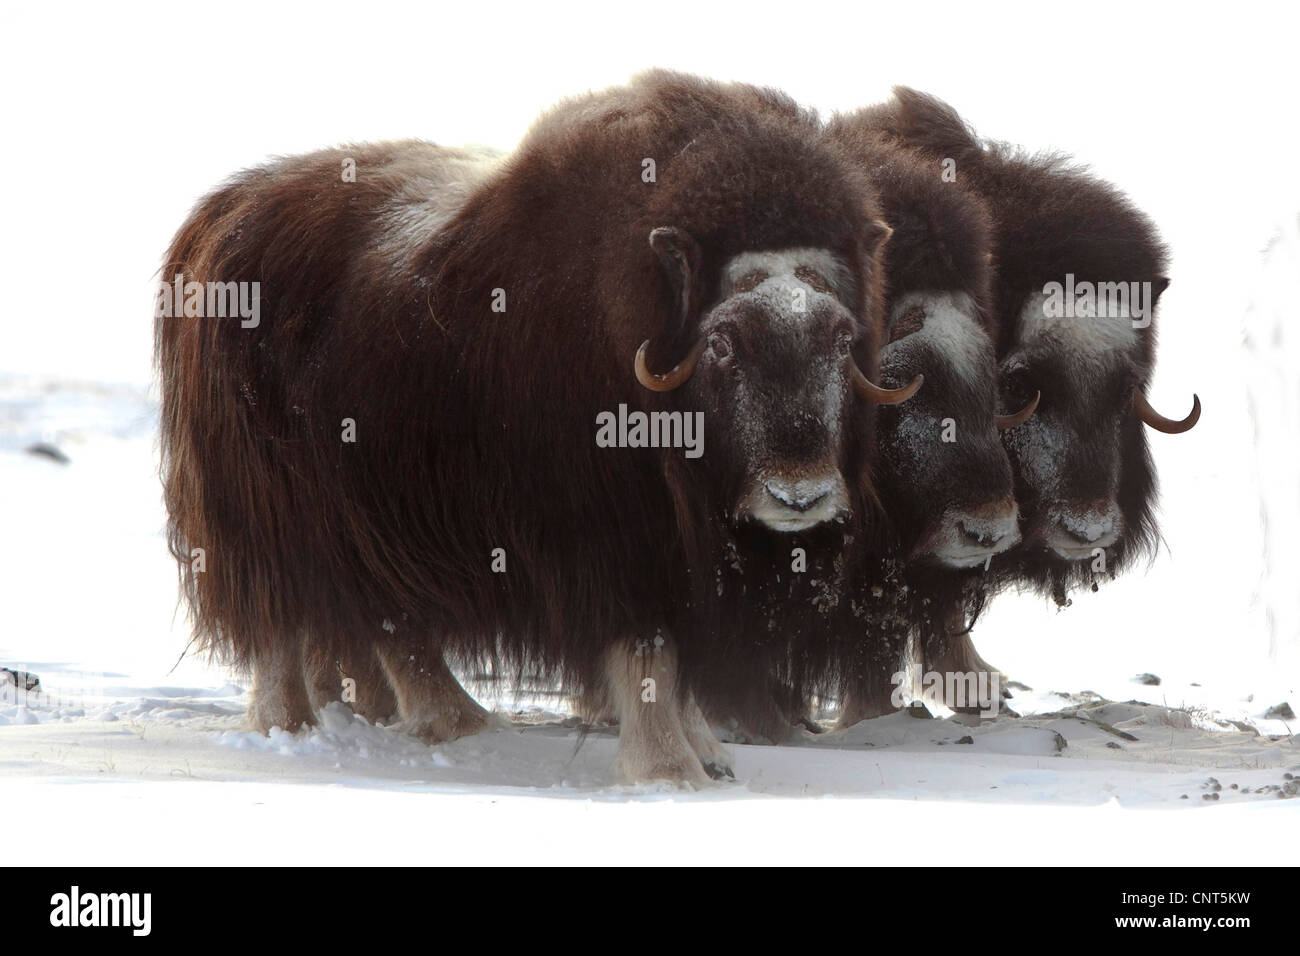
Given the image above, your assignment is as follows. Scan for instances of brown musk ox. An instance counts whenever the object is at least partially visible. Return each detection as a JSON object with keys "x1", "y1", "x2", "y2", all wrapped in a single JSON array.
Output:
[
  {"x1": 155, "y1": 70, "x2": 913, "y2": 785},
  {"x1": 857, "y1": 86, "x2": 1200, "y2": 692},
  {"x1": 818, "y1": 118, "x2": 1034, "y2": 723},
  {"x1": 689, "y1": 126, "x2": 1032, "y2": 738}
]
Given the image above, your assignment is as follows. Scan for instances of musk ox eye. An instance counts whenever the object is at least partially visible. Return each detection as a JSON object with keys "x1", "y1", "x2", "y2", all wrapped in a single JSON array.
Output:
[
  {"x1": 794, "y1": 265, "x2": 834, "y2": 296},
  {"x1": 836, "y1": 329, "x2": 854, "y2": 356},
  {"x1": 708, "y1": 330, "x2": 733, "y2": 361},
  {"x1": 889, "y1": 304, "x2": 926, "y2": 342},
  {"x1": 730, "y1": 271, "x2": 768, "y2": 295}
]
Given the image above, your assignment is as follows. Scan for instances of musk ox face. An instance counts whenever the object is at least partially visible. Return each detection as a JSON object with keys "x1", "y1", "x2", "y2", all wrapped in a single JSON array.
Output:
[
  {"x1": 877, "y1": 292, "x2": 1021, "y2": 568},
  {"x1": 996, "y1": 290, "x2": 1197, "y2": 568},
  {"x1": 698, "y1": 249, "x2": 863, "y2": 533},
  {"x1": 636, "y1": 232, "x2": 919, "y2": 537}
]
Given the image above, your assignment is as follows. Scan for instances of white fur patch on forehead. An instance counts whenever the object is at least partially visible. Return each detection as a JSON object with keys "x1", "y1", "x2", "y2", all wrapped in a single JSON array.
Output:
[
  {"x1": 1016, "y1": 290, "x2": 1139, "y2": 354},
  {"x1": 883, "y1": 291, "x2": 990, "y2": 383},
  {"x1": 719, "y1": 248, "x2": 852, "y2": 302}
]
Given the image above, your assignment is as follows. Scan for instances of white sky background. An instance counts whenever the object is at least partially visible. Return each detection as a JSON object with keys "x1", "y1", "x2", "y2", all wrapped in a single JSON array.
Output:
[
  {"x1": 1, "y1": 1, "x2": 1297, "y2": 690},
  {"x1": 0, "y1": 1, "x2": 1294, "y2": 386}
]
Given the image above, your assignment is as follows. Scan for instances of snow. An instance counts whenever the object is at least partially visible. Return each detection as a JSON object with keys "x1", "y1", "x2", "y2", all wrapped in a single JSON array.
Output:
[
  {"x1": 2, "y1": 4, "x2": 1299, "y2": 865},
  {"x1": 1, "y1": 368, "x2": 1297, "y2": 863}
]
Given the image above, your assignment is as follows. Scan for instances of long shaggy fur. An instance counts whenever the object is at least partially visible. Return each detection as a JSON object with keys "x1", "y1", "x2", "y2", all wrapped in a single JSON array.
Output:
[
  {"x1": 692, "y1": 125, "x2": 1008, "y2": 736},
  {"x1": 156, "y1": 71, "x2": 890, "y2": 719},
  {"x1": 861, "y1": 87, "x2": 1167, "y2": 599}
]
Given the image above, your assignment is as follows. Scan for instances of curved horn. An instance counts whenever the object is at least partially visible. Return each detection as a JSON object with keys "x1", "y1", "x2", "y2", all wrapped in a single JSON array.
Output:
[
  {"x1": 996, "y1": 390, "x2": 1040, "y2": 430},
  {"x1": 852, "y1": 364, "x2": 923, "y2": 405},
  {"x1": 1133, "y1": 390, "x2": 1201, "y2": 434},
  {"x1": 634, "y1": 338, "x2": 705, "y2": 392}
]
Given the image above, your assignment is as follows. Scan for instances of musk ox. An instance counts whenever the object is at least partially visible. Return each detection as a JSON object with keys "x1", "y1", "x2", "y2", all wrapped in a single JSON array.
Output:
[
  {"x1": 156, "y1": 70, "x2": 913, "y2": 784},
  {"x1": 688, "y1": 126, "x2": 1031, "y2": 737},
  {"x1": 819, "y1": 117, "x2": 1036, "y2": 723},
  {"x1": 856, "y1": 86, "x2": 1200, "y2": 698}
]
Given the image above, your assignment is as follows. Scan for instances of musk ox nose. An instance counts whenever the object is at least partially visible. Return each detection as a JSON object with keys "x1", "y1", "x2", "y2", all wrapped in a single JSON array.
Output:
[
  {"x1": 736, "y1": 473, "x2": 850, "y2": 533},
  {"x1": 915, "y1": 496, "x2": 1021, "y2": 569},
  {"x1": 1042, "y1": 500, "x2": 1122, "y2": 559},
  {"x1": 765, "y1": 480, "x2": 829, "y2": 513},
  {"x1": 959, "y1": 521, "x2": 1009, "y2": 548}
]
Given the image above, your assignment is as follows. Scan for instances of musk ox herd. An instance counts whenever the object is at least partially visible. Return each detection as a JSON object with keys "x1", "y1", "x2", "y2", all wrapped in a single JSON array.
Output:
[{"x1": 155, "y1": 71, "x2": 1199, "y2": 784}]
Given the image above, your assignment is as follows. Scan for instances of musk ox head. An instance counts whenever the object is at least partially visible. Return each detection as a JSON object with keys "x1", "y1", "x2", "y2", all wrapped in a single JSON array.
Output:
[
  {"x1": 998, "y1": 289, "x2": 1199, "y2": 585},
  {"x1": 875, "y1": 292, "x2": 1028, "y2": 568},
  {"x1": 636, "y1": 228, "x2": 918, "y2": 535}
]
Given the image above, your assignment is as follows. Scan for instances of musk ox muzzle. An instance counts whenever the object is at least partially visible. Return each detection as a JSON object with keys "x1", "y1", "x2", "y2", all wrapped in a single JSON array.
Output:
[{"x1": 914, "y1": 495, "x2": 1021, "y2": 568}]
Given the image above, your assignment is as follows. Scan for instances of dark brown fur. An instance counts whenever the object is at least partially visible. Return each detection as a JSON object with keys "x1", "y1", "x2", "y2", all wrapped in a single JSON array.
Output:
[
  {"x1": 156, "y1": 72, "x2": 892, "y2": 765},
  {"x1": 862, "y1": 87, "x2": 1166, "y2": 591},
  {"x1": 693, "y1": 127, "x2": 1012, "y2": 736},
  {"x1": 827, "y1": 118, "x2": 1013, "y2": 720},
  {"x1": 855, "y1": 87, "x2": 1175, "y2": 710}
]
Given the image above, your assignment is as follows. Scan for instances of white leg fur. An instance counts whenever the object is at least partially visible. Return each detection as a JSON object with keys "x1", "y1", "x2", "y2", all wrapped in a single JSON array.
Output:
[
  {"x1": 605, "y1": 636, "x2": 709, "y2": 786},
  {"x1": 679, "y1": 690, "x2": 735, "y2": 779},
  {"x1": 925, "y1": 631, "x2": 1007, "y2": 714},
  {"x1": 248, "y1": 633, "x2": 315, "y2": 734}
]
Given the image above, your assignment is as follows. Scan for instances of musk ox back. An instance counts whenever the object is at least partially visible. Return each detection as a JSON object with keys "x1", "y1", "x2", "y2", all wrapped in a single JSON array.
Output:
[{"x1": 156, "y1": 70, "x2": 899, "y2": 783}]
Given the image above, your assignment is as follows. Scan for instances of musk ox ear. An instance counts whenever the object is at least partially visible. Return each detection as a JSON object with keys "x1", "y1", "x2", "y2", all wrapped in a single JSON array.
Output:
[{"x1": 649, "y1": 226, "x2": 702, "y2": 330}]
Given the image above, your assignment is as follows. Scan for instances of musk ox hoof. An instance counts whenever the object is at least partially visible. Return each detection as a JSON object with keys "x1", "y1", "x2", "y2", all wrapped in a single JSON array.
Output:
[
  {"x1": 397, "y1": 704, "x2": 504, "y2": 746},
  {"x1": 688, "y1": 736, "x2": 735, "y2": 780},
  {"x1": 678, "y1": 696, "x2": 736, "y2": 778},
  {"x1": 795, "y1": 716, "x2": 827, "y2": 735},
  {"x1": 701, "y1": 760, "x2": 736, "y2": 781},
  {"x1": 613, "y1": 747, "x2": 712, "y2": 788},
  {"x1": 247, "y1": 700, "x2": 315, "y2": 735},
  {"x1": 615, "y1": 761, "x2": 711, "y2": 788}
]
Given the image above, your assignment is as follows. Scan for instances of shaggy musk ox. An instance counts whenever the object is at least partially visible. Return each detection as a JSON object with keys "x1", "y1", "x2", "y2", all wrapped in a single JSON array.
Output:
[
  {"x1": 857, "y1": 87, "x2": 1200, "y2": 694},
  {"x1": 156, "y1": 70, "x2": 913, "y2": 784},
  {"x1": 819, "y1": 117, "x2": 1036, "y2": 722},
  {"x1": 690, "y1": 126, "x2": 1030, "y2": 738}
]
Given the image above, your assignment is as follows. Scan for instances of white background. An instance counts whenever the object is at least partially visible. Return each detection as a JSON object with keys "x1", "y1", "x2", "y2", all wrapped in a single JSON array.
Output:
[
  {"x1": 0, "y1": 1, "x2": 1297, "y2": 862},
  {"x1": 4, "y1": 0, "x2": 1295, "y2": 685}
]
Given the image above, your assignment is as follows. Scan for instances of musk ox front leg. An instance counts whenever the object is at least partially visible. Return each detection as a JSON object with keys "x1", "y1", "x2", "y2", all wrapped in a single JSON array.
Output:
[
  {"x1": 836, "y1": 669, "x2": 902, "y2": 728},
  {"x1": 304, "y1": 641, "x2": 399, "y2": 725},
  {"x1": 572, "y1": 683, "x2": 733, "y2": 778},
  {"x1": 604, "y1": 636, "x2": 710, "y2": 786},
  {"x1": 247, "y1": 634, "x2": 316, "y2": 734},
  {"x1": 923, "y1": 609, "x2": 1009, "y2": 716},
  {"x1": 679, "y1": 691, "x2": 735, "y2": 780},
  {"x1": 374, "y1": 634, "x2": 495, "y2": 744},
  {"x1": 836, "y1": 625, "x2": 909, "y2": 729}
]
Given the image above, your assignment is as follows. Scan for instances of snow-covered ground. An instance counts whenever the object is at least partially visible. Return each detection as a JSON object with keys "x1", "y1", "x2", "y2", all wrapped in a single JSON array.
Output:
[
  {"x1": 0, "y1": 372, "x2": 1295, "y2": 864},
  {"x1": 2, "y1": 2, "x2": 1298, "y2": 865}
]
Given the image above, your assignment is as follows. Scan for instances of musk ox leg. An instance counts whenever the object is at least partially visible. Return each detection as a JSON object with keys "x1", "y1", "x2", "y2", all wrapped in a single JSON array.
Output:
[
  {"x1": 836, "y1": 675, "x2": 900, "y2": 729},
  {"x1": 924, "y1": 628, "x2": 1009, "y2": 716},
  {"x1": 374, "y1": 636, "x2": 495, "y2": 745},
  {"x1": 247, "y1": 635, "x2": 315, "y2": 734},
  {"x1": 604, "y1": 636, "x2": 709, "y2": 786},
  {"x1": 679, "y1": 691, "x2": 735, "y2": 779},
  {"x1": 698, "y1": 682, "x2": 805, "y2": 744},
  {"x1": 835, "y1": 631, "x2": 908, "y2": 730},
  {"x1": 304, "y1": 642, "x2": 399, "y2": 725}
]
